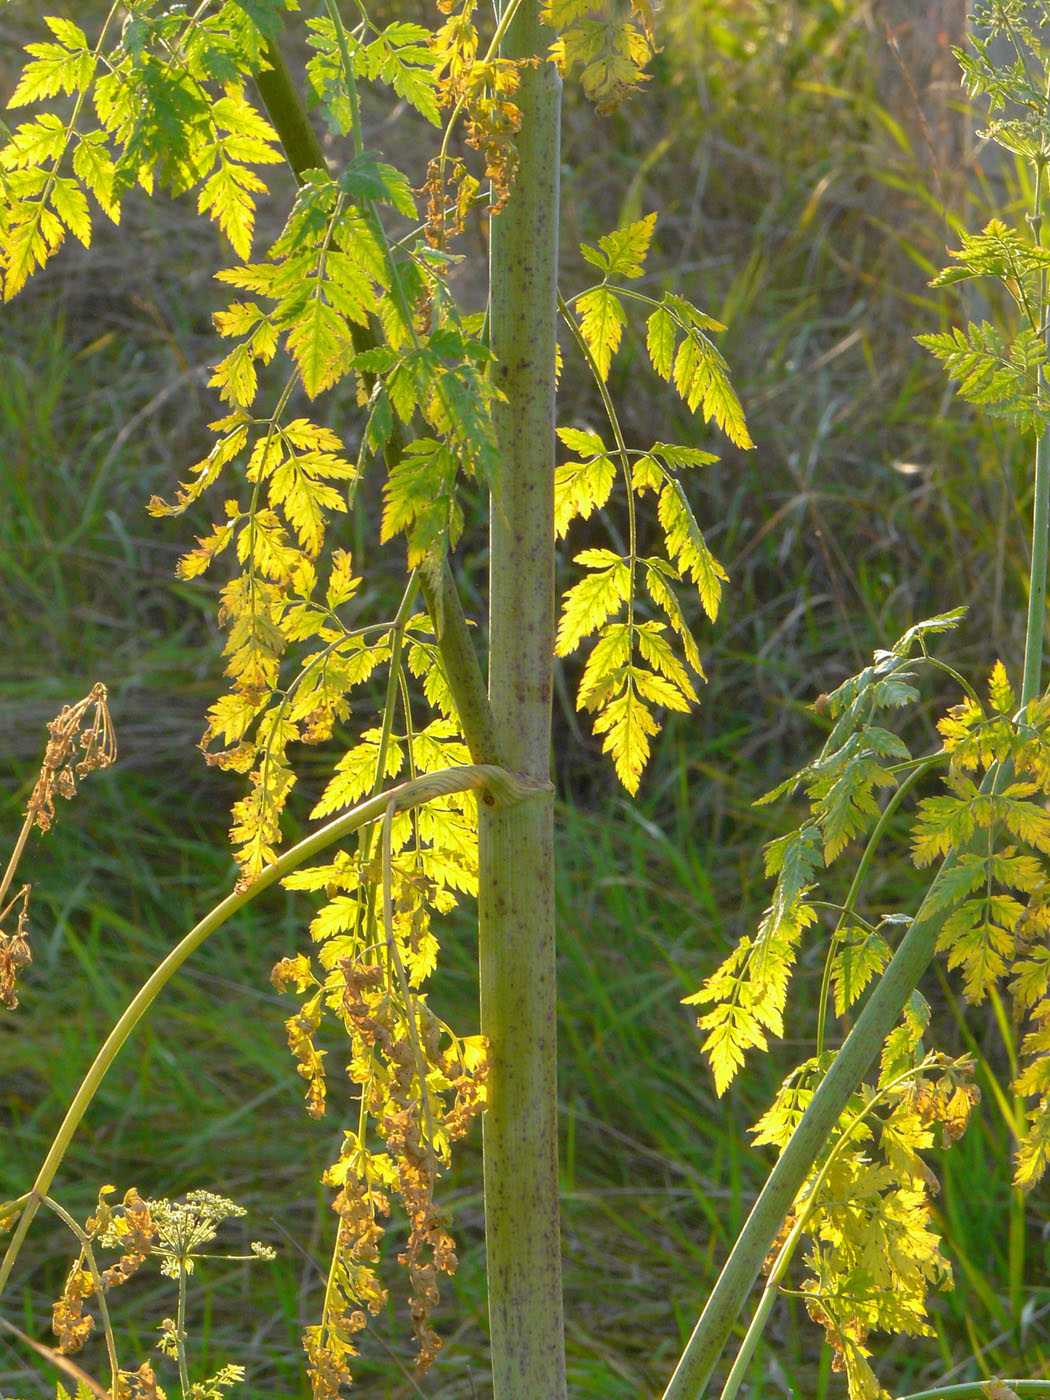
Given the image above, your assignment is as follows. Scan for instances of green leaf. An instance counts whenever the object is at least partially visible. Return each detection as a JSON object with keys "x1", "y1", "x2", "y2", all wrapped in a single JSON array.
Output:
[
  {"x1": 2, "y1": 200, "x2": 66, "y2": 299},
  {"x1": 641, "y1": 559, "x2": 704, "y2": 674},
  {"x1": 634, "y1": 621, "x2": 699, "y2": 703},
  {"x1": 593, "y1": 211, "x2": 658, "y2": 280},
  {"x1": 672, "y1": 328, "x2": 754, "y2": 447},
  {"x1": 72, "y1": 132, "x2": 119, "y2": 221},
  {"x1": 43, "y1": 15, "x2": 90, "y2": 50},
  {"x1": 198, "y1": 161, "x2": 268, "y2": 257},
  {"x1": 54, "y1": 1382, "x2": 97, "y2": 1400},
  {"x1": 176, "y1": 518, "x2": 237, "y2": 580},
  {"x1": 656, "y1": 480, "x2": 726, "y2": 620},
  {"x1": 665, "y1": 292, "x2": 725, "y2": 333},
  {"x1": 651, "y1": 440, "x2": 719, "y2": 471},
  {"x1": 338, "y1": 152, "x2": 417, "y2": 217},
  {"x1": 576, "y1": 622, "x2": 631, "y2": 711},
  {"x1": 917, "y1": 320, "x2": 1049, "y2": 434},
  {"x1": 631, "y1": 665, "x2": 692, "y2": 710},
  {"x1": 556, "y1": 425, "x2": 606, "y2": 454},
  {"x1": 937, "y1": 896, "x2": 1019, "y2": 1003},
  {"x1": 324, "y1": 249, "x2": 379, "y2": 324},
  {"x1": 312, "y1": 729, "x2": 403, "y2": 820},
  {"x1": 930, "y1": 217, "x2": 1050, "y2": 288},
  {"x1": 988, "y1": 658, "x2": 1016, "y2": 714},
  {"x1": 1015, "y1": 1098, "x2": 1050, "y2": 1189},
  {"x1": 211, "y1": 90, "x2": 283, "y2": 164},
  {"x1": 576, "y1": 285, "x2": 626, "y2": 381},
  {"x1": 812, "y1": 746, "x2": 895, "y2": 862},
  {"x1": 879, "y1": 990, "x2": 930, "y2": 1084},
  {"x1": 763, "y1": 825, "x2": 822, "y2": 919},
  {"x1": 591, "y1": 682, "x2": 659, "y2": 794},
  {"x1": 646, "y1": 304, "x2": 675, "y2": 378},
  {"x1": 286, "y1": 297, "x2": 351, "y2": 398},
  {"x1": 890, "y1": 608, "x2": 967, "y2": 656},
  {"x1": 269, "y1": 456, "x2": 346, "y2": 556},
  {"x1": 631, "y1": 454, "x2": 664, "y2": 494},
  {"x1": 49, "y1": 175, "x2": 91, "y2": 245},
  {"x1": 231, "y1": 0, "x2": 295, "y2": 40},
  {"x1": 8, "y1": 38, "x2": 94, "y2": 108},
  {"x1": 554, "y1": 446, "x2": 616, "y2": 537},
  {"x1": 832, "y1": 927, "x2": 892, "y2": 1016},
  {"x1": 912, "y1": 793, "x2": 976, "y2": 867},
  {"x1": 362, "y1": 22, "x2": 441, "y2": 126},
  {"x1": 921, "y1": 851, "x2": 989, "y2": 915},
  {"x1": 1, "y1": 112, "x2": 68, "y2": 169},
  {"x1": 689, "y1": 900, "x2": 817, "y2": 1094},
  {"x1": 380, "y1": 437, "x2": 459, "y2": 565}
]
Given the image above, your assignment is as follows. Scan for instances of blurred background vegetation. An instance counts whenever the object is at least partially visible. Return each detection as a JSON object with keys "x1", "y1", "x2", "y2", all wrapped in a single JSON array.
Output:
[{"x1": 3, "y1": 1, "x2": 1048, "y2": 1396}]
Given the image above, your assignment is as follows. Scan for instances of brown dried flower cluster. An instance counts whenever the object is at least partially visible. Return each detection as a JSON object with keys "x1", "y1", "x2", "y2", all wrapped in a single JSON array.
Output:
[
  {"x1": 273, "y1": 941, "x2": 489, "y2": 1398},
  {"x1": 0, "y1": 884, "x2": 31, "y2": 1009},
  {"x1": 26, "y1": 682, "x2": 116, "y2": 834},
  {"x1": 1, "y1": 685, "x2": 116, "y2": 1010},
  {"x1": 52, "y1": 1188, "x2": 157, "y2": 1355}
]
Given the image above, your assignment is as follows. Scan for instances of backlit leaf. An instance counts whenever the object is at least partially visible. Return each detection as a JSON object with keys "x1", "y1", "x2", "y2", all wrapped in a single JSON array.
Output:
[
  {"x1": 555, "y1": 548, "x2": 630, "y2": 656},
  {"x1": 575, "y1": 285, "x2": 625, "y2": 381}
]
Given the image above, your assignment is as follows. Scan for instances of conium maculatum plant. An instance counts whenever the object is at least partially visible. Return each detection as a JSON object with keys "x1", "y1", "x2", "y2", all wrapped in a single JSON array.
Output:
[
  {"x1": 5, "y1": 1, "x2": 1050, "y2": 1398},
  {"x1": 0, "y1": 1, "x2": 749, "y2": 1396},
  {"x1": 666, "y1": 6, "x2": 1050, "y2": 1398}
]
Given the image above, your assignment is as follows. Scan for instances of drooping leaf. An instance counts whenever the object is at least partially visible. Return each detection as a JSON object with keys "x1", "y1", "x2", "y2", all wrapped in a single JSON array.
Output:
[{"x1": 575, "y1": 285, "x2": 626, "y2": 381}]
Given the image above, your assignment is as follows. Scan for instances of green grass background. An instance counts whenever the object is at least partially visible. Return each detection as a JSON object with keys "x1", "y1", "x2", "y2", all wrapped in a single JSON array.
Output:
[{"x1": 2, "y1": 1, "x2": 1049, "y2": 1396}]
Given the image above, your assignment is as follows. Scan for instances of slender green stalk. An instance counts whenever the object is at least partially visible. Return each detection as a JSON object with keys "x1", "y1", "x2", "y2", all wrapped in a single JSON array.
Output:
[
  {"x1": 0, "y1": 763, "x2": 547, "y2": 1300},
  {"x1": 0, "y1": 810, "x2": 33, "y2": 910},
  {"x1": 39, "y1": 1195, "x2": 121, "y2": 1394},
  {"x1": 1023, "y1": 372, "x2": 1050, "y2": 705},
  {"x1": 984, "y1": 986, "x2": 1027, "y2": 1330},
  {"x1": 814, "y1": 754, "x2": 940, "y2": 1056},
  {"x1": 896, "y1": 1386, "x2": 1050, "y2": 1400},
  {"x1": 477, "y1": 2, "x2": 565, "y2": 1395},
  {"x1": 174, "y1": 1268, "x2": 192, "y2": 1398},
  {"x1": 1023, "y1": 138, "x2": 1049, "y2": 707},
  {"x1": 418, "y1": 566, "x2": 502, "y2": 764}
]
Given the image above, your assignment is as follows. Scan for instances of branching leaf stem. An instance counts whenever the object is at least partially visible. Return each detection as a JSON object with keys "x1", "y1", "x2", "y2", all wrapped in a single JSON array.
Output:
[
  {"x1": 0, "y1": 762, "x2": 550, "y2": 1302},
  {"x1": 557, "y1": 285, "x2": 638, "y2": 627},
  {"x1": 815, "y1": 753, "x2": 943, "y2": 1056},
  {"x1": 716, "y1": 1057, "x2": 949, "y2": 1400}
]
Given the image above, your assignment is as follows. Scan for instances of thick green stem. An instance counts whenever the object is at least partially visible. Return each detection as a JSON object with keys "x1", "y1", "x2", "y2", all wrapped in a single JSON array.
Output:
[
  {"x1": 477, "y1": 4, "x2": 565, "y2": 1395},
  {"x1": 253, "y1": 38, "x2": 499, "y2": 767},
  {"x1": 255, "y1": 38, "x2": 328, "y2": 182}
]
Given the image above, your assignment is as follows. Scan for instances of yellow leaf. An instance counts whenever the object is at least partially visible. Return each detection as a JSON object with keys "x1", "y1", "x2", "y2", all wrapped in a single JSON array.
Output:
[
  {"x1": 555, "y1": 548, "x2": 630, "y2": 655},
  {"x1": 575, "y1": 285, "x2": 625, "y2": 381}
]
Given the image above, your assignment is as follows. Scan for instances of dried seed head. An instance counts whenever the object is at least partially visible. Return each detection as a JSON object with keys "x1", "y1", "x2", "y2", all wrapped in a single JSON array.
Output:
[
  {"x1": 27, "y1": 683, "x2": 116, "y2": 832},
  {"x1": 0, "y1": 885, "x2": 32, "y2": 1009}
]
